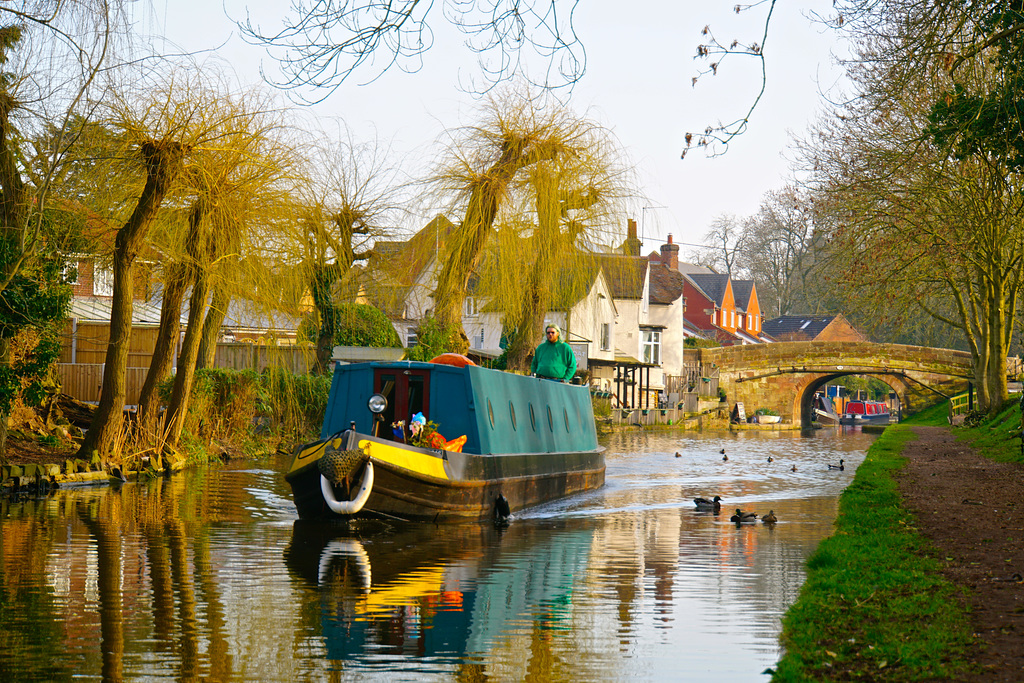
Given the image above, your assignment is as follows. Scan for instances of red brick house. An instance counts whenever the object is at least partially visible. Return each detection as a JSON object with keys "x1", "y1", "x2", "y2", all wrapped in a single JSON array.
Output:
[{"x1": 762, "y1": 314, "x2": 867, "y2": 342}]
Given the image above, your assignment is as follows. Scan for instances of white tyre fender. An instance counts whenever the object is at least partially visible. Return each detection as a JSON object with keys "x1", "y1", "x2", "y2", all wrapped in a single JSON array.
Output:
[
  {"x1": 320, "y1": 461, "x2": 374, "y2": 515},
  {"x1": 317, "y1": 539, "x2": 372, "y2": 590}
]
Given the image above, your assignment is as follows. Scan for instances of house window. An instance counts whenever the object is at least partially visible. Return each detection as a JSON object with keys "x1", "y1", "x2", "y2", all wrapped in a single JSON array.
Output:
[
  {"x1": 407, "y1": 327, "x2": 418, "y2": 348},
  {"x1": 61, "y1": 260, "x2": 78, "y2": 285},
  {"x1": 476, "y1": 327, "x2": 485, "y2": 348},
  {"x1": 464, "y1": 297, "x2": 478, "y2": 316},
  {"x1": 93, "y1": 265, "x2": 114, "y2": 297},
  {"x1": 730, "y1": 310, "x2": 735, "y2": 328},
  {"x1": 641, "y1": 329, "x2": 661, "y2": 365},
  {"x1": 600, "y1": 323, "x2": 611, "y2": 351}
]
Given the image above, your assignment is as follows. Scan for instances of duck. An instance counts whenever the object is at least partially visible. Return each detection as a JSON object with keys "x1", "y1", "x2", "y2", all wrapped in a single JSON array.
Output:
[
  {"x1": 694, "y1": 495, "x2": 723, "y2": 511},
  {"x1": 674, "y1": 451, "x2": 682, "y2": 458},
  {"x1": 730, "y1": 508, "x2": 758, "y2": 523},
  {"x1": 762, "y1": 510, "x2": 778, "y2": 524},
  {"x1": 828, "y1": 459, "x2": 845, "y2": 471},
  {"x1": 767, "y1": 456, "x2": 774, "y2": 463},
  {"x1": 719, "y1": 448, "x2": 726, "y2": 454},
  {"x1": 722, "y1": 453, "x2": 729, "y2": 462},
  {"x1": 791, "y1": 464, "x2": 798, "y2": 472}
]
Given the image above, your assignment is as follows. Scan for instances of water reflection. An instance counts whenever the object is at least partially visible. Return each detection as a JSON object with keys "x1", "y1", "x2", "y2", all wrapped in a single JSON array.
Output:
[{"x1": 0, "y1": 428, "x2": 873, "y2": 682}]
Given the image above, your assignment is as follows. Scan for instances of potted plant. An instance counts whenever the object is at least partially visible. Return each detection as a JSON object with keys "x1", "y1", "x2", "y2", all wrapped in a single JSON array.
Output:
[{"x1": 755, "y1": 408, "x2": 781, "y2": 424}]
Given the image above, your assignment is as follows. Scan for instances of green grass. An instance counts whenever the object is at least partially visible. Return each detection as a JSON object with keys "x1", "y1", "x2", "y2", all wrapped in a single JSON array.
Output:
[
  {"x1": 901, "y1": 401, "x2": 950, "y2": 427},
  {"x1": 955, "y1": 397, "x2": 1024, "y2": 463},
  {"x1": 771, "y1": 425, "x2": 974, "y2": 681},
  {"x1": 774, "y1": 396, "x2": 1024, "y2": 680}
]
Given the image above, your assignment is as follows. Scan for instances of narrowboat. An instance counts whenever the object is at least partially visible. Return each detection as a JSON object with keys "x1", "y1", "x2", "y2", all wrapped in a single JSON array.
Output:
[
  {"x1": 839, "y1": 399, "x2": 891, "y2": 425},
  {"x1": 813, "y1": 392, "x2": 841, "y2": 425},
  {"x1": 285, "y1": 356, "x2": 606, "y2": 522}
]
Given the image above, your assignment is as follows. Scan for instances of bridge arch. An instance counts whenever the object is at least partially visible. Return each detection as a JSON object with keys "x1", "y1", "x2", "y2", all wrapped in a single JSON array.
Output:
[{"x1": 698, "y1": 341, "x2": 974, "y2": 427}]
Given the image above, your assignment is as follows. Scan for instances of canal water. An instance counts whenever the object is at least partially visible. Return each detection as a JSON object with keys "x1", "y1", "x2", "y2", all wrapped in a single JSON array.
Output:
[{"x1": 0, "y1": 428, "x2": 874, "y2": 682}]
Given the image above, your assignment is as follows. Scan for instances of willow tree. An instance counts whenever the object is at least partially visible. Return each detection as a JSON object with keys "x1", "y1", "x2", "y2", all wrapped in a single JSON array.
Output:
[
  {"x1": 77, "y1": 73, "x2": 282, "y2": 460},
  {"x1": 161, "y1": 94, "x2": 294, "y2": 447},
  {"x1": 801, "y1": 4, "x2": 1024, "y2": 414},
  {"x1": 491, "y1": 124, "x2": 629, "y2": 372},
  {"x1": 430, "y1": 89, "x2": 596, "y2": 354}
]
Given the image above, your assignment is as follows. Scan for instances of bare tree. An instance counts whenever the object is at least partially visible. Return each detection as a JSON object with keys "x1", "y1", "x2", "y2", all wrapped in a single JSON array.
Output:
[
  {"x1": 0, "y1": 0, "x2": 130, "y2": 460},
  {"x1": 799, "y1": 5, "x2": 1024, "y2": 414},
  {"x1": 238, "y1": 0, "x2": 585, "y2": 102},
  {"x1": 698, "y1": 213, "x2": 746, "y2": 276},
  {"x1": 739, "y1": 186, "x2": 818, "y2": 317},
  {"x1": 292, "y1": 127, "x2": 404, "y2": 374}
]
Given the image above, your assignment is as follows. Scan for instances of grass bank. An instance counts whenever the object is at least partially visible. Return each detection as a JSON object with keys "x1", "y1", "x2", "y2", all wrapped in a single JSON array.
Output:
[{"x1": 771, "y1": 403, "x2": 975, "y2": 681}]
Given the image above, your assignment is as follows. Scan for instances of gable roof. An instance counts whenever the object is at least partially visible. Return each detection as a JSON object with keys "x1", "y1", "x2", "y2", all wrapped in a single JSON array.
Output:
[
  {"x1": 364, "y1": 214, "x2": 456, "y2": 316},
  {"x1": 678, "y1": 262, "x2": 716, "y2": 276},
  {"x1": 686, "y1": 273, "x2": 730, "y2": 307},
  {"x1": 596, "y1": 254, "x2": 647, "y2": 300},
  {"x1": 762, "y1": 314, "x2": 860, "y2": 341},
  {"x1": 731, "y1": 280, "x2": 754, "y2": 312}
]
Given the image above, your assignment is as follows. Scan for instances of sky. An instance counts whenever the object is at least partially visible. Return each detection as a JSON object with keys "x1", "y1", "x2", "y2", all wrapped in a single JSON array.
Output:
[{"x1": 141, "y1": 1, "x2": 848, "y2": 257}]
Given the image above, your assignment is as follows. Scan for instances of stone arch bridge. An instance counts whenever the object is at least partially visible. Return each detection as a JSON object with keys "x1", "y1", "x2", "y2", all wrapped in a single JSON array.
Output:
[{"x1": 698, "y1": 341, "x2": 982, "y2": 427}]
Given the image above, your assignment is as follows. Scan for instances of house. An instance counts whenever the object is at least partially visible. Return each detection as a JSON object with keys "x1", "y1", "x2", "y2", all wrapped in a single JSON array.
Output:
[
  {"x1": 365, "y1": 214, "x2": 457, "y2": 348},
  {"x1": 730, "y1": 280, "x2": 768, "y2": 343},
  {"x1": 649, "y1": 238, "x2": 765, "y2": 346},
  {"x1": 762, "y1": 314, "x2": 867, "y2": 342},
  {"x1": 533, "y1": 260, "x2": 618, "y2": 374},
  {"x1": 679, "y1": 272, "x2": 743, "y2": 345},
  {"x1": 587, "y1": 220, "x2": 662, "y2": 407},
  {"x1": 647, "y1": 237, "x2": 686, "y2": 381}
]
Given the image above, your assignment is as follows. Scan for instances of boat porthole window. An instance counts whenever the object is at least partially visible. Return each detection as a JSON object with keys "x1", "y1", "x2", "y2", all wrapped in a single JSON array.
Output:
[
  {"x1": 529, "y1": 403, "x2": 537, "y2": 431},
  {"x1": 487, "y1": 399, "x2": 494, "y2": 429},
  {"x1": 509, "y1": 402, "x2": 517, "y2": 430},
  {"x1": 564, "y1": 407, "x2": 570, "y2": 432},
  {"x1": 547, "y1": 406, "x2": 554, "y2": 431}
]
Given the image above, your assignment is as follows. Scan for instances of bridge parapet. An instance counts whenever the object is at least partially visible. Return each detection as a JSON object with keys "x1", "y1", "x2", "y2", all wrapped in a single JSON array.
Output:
[{"x1": 698, "y1": 341, "x2": 976, "y2": 425}]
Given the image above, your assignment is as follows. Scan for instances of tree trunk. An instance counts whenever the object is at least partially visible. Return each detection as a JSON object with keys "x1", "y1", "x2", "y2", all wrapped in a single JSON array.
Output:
[
  {"x1": 432, "y1": 137, "x2": 558, "y2": 352},
  {"x1": 505, "y1": 180, "x2": 559, "y2": 372},
  {"x1": 137, "y1": 261, "x2": 193, "y2": 437},
  {"x1": 0, "y1": 337, "x2": 9, "y2": 462},
  {"x1": 77, "y1": 140, "x2": 183, "y2": 461},
  {"x1": 310, "y1": 263, "x2": 339, "y2": 375},
  {"x1": 196, "y1": 284, "x2": 230, "y2": 370},
  {"x1": 164, "y1": 261, "x2": 211, "y2": 445}
]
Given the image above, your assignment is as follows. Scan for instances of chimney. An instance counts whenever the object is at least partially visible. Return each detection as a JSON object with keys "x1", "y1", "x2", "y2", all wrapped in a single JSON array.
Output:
[
  {"x1": 660, "y1": 233, "x2": 679, "y2": 270},
  {"x1": 623, "y1": 218, "x2": 641, "y2": 256}
]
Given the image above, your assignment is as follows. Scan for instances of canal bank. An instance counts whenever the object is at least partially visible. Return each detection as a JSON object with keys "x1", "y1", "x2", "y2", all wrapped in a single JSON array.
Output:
[{"x1": 772, "y1": 403, "x2": 1024, "y2": 681}]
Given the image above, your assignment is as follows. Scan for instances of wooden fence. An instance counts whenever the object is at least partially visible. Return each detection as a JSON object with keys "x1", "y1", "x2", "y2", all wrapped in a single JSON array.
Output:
[
  {"x1": 57, "y1": 343, "x2": 316, "y2": 405},
  {"x1": 56, "y1": 365, "x2": 151, "y2": 406}
]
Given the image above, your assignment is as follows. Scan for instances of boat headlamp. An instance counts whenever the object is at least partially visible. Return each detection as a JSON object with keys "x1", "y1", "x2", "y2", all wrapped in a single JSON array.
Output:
[{"x1": 367, "y1": 393, "x2": 388, "y2": 414}]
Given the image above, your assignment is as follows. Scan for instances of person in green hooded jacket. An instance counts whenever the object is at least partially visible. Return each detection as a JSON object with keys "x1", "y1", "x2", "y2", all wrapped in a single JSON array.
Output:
[{"x1": 530, "y1": 324, "x2": 577, "y2": 382}]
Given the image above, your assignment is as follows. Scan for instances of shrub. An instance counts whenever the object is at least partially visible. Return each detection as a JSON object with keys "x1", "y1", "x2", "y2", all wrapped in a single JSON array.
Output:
[{"x1": 298, "y1": 303, "x2": 401, "y2": 348}]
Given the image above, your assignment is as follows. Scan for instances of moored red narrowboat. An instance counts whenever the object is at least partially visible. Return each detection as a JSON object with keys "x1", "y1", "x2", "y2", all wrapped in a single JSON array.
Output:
[
  {"x1": 285, "y1": 356, "x2": 606, "y2": 522},
  {"x1": 838, "y1": 399, "x2": 891, "y2": 426}
]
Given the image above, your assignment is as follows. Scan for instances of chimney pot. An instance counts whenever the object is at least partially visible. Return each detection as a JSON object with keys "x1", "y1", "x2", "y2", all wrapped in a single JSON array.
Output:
[{"x1": 660, "y1": 234, "x2": 679, "y2": 270}]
